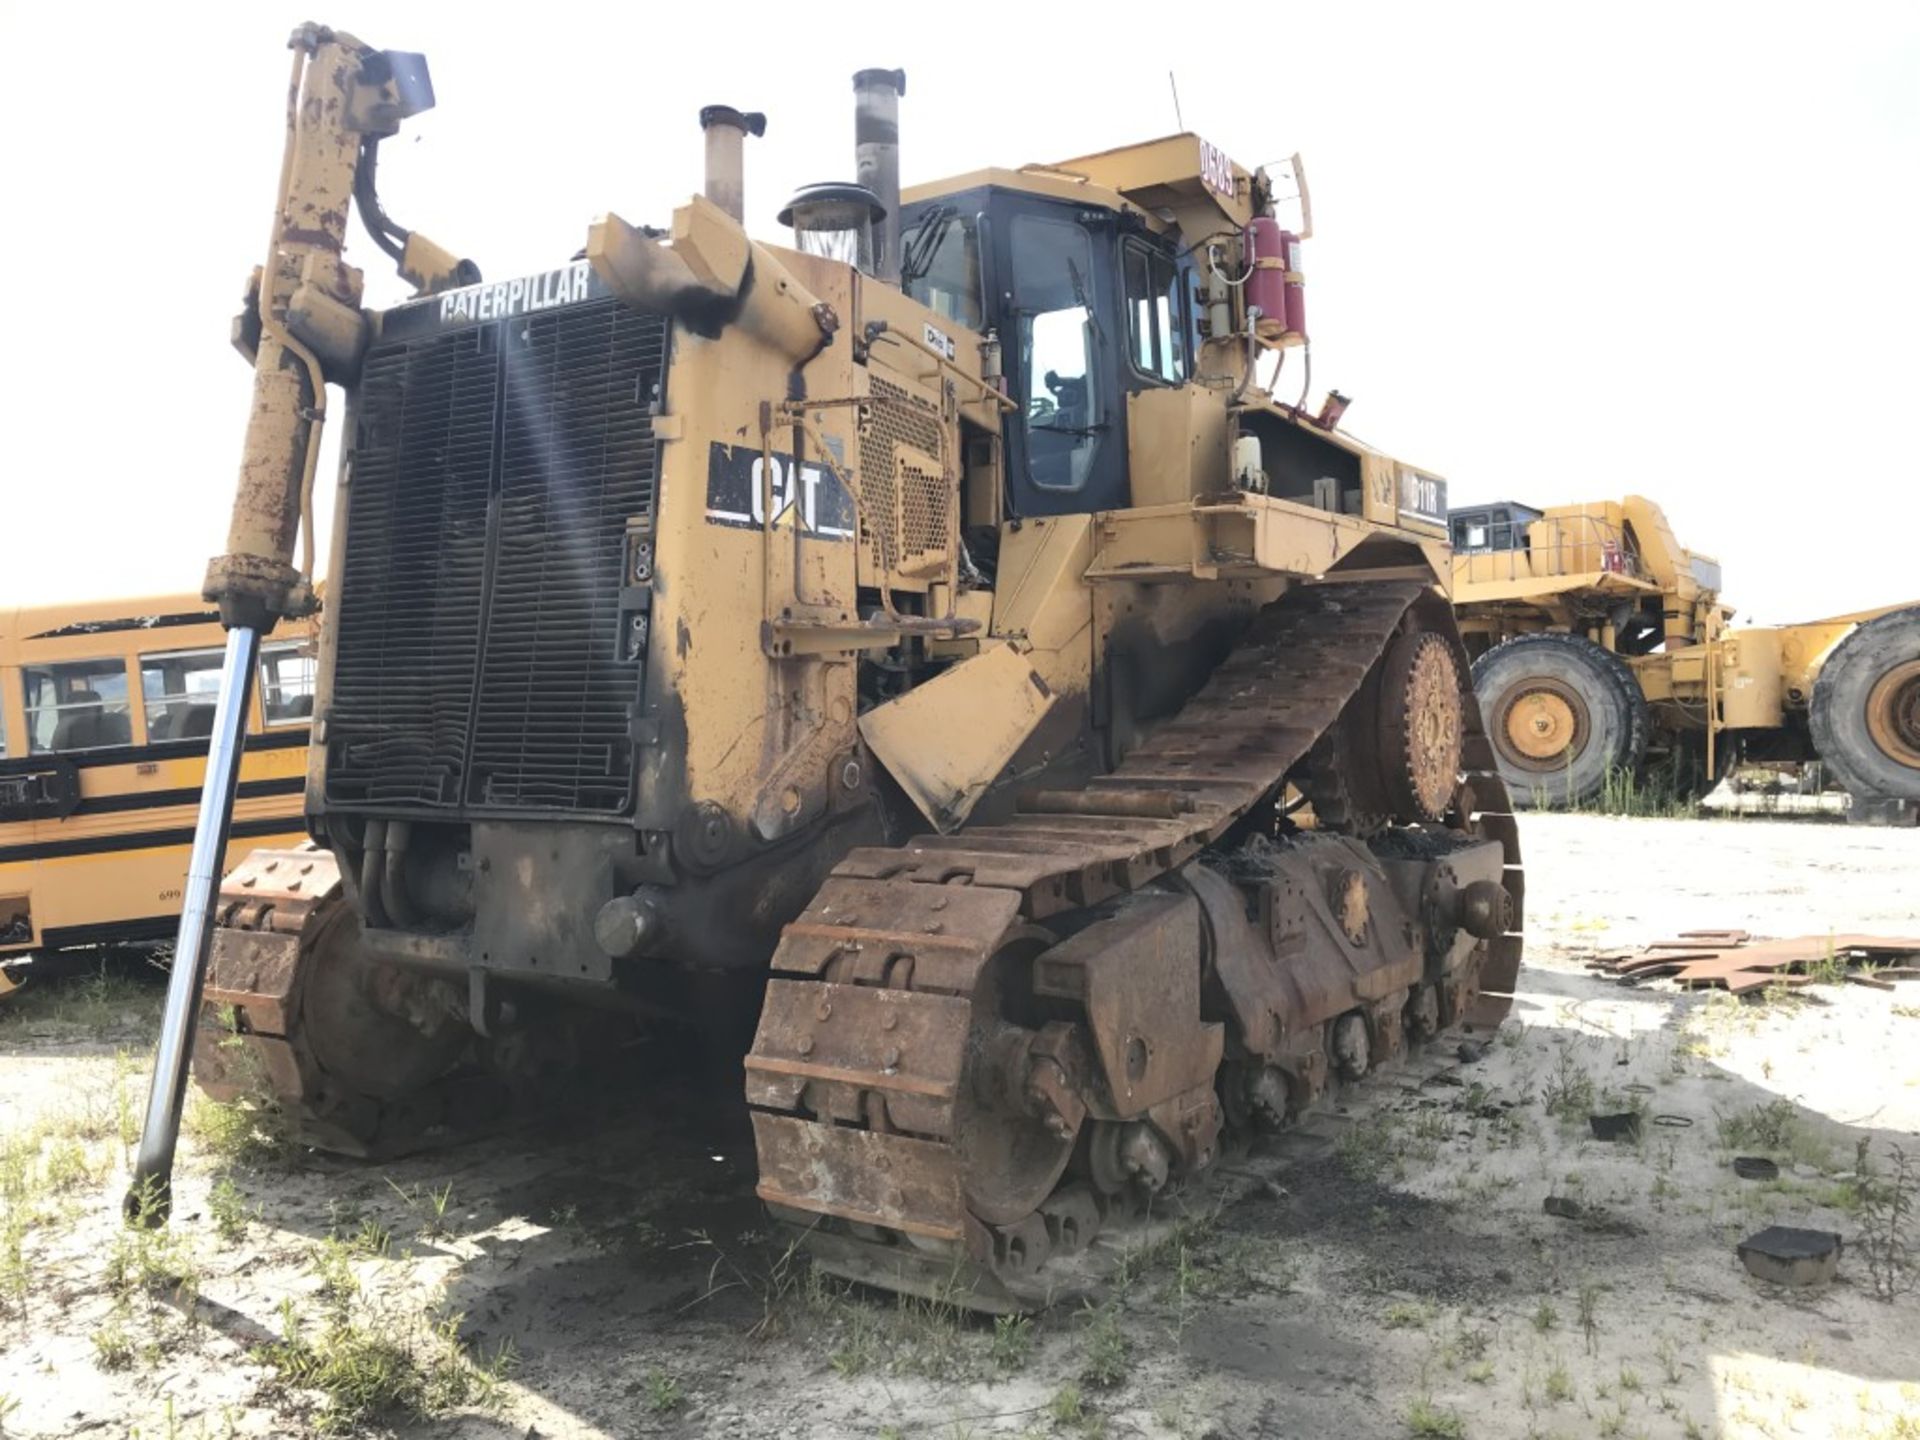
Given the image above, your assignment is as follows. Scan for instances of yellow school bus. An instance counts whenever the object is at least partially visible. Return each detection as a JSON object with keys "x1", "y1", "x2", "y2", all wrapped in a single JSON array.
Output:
[{"x1": 0, "y1": 593, "x2": 316, "y2": 964}]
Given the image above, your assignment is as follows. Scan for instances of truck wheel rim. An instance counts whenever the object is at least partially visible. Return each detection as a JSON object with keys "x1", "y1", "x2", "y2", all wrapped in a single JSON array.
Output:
[
  {"x1": 1496, "y1": 681, "x2": 1588, "y2": 770},
  {"x1": 1865, "y1": 660, "x2": 1920, "y2": 770}
]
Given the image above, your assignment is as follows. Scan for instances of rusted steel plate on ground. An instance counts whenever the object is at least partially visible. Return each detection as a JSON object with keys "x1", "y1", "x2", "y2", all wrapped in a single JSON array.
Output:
[{"x1": 1591, "y1": 933, "x2": 1920, "y2": 990}]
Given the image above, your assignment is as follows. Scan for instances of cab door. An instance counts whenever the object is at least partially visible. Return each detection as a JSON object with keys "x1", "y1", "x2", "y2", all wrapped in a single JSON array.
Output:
[{"x1": 993, "y1": 201, "x2": 1130, "y2": 518}]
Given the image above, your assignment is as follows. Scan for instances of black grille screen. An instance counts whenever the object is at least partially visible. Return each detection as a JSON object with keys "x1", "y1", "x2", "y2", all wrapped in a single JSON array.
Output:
[{"x1": 327, "y1": 296, "x2": 663, "y2": 816}]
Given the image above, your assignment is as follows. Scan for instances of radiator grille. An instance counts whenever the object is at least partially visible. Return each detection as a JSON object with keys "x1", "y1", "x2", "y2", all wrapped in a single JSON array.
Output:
[{"x1": 327, "y1": 296, "x2": 664, "y2": 817}]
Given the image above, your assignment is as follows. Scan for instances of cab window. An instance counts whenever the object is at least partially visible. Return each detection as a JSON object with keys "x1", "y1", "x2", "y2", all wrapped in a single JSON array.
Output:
[
  {"x1": 24, "y1": 658, "x2": 134, "y2": 753},
  {"x1": 902, "y1": 209, "x2": 984, "y2": 331},
  {"x1": 261, "y1": 644, "x2": 317, "y2": 726},
  {"x1": 1123, "y1": 240, "x2": 1187, "y2": 384},
  {"x1": 140, "y1": 648, "x2": 226, "y2": 742},
  {"x1": 1012, "y1": 214, "x2": 1102, "y2": 493}
]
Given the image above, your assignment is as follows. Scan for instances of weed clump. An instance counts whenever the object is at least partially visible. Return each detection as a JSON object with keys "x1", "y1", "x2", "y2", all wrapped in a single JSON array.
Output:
[
  {"x1": 259, "y1": 1299, "x2": 510, "y2": 1433},
  {"x1": 1406, "y1": 1395, "x2": 1467, "y2": 1437}
]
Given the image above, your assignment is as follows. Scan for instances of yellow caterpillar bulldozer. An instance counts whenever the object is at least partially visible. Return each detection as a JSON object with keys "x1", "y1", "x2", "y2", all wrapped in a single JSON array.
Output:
[
  {"x1": 1449, "y1": 497, "x2": 1920, "y2": 822},
  {"x1": 127, "y1": 23, "x2": 1523, "y2": 1309}
]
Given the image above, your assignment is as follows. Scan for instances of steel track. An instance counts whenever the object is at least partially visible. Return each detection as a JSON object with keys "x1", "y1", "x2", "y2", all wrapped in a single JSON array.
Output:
[{"x1": 745, "y1": 581, "x2": 1523, "y2": 1307}]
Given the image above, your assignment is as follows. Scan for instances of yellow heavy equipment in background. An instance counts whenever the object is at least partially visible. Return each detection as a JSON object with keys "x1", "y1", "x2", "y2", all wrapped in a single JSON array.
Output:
[
  {"x1": 126, "y1": 24, "x2": 1524, "y2": 1310},
  {"x1": 1449, "y1": 496, "x2": 1920, "y2": 821}
]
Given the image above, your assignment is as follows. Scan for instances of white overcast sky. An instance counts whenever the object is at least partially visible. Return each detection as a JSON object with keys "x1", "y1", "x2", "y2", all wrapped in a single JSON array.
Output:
[{"x1": 2, "y1": 1, "x2": 1915, "y2": 624}]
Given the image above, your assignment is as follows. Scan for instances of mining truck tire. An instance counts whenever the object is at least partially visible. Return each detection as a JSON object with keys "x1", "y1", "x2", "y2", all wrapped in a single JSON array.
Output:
[
  {"x1": 1810, "y1": 606, "x2": 1920, "y2": 803},
  {"x1": 1472, "y1": 632, "x2": 1649, "y2": 809}
]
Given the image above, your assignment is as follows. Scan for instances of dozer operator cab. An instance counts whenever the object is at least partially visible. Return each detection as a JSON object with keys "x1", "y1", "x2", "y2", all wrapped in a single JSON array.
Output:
[{"x1": 901, "y1": 192, "x2": 1191, "y2": 516}]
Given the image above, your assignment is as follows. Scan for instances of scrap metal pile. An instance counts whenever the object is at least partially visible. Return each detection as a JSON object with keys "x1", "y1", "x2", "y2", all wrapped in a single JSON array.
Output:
[{"x1": 1590, "y1": 931, "x2": 1920, "y2": 994}]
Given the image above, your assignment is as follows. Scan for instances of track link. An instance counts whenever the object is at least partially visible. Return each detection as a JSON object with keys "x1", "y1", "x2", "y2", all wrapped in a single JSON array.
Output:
[{"x1": 746, "y1": 582, "x2": 1523, "y2": 1307}]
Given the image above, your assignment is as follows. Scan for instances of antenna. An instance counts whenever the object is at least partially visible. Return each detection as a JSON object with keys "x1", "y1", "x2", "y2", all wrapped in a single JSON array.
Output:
[{"x1": 1169, "y1": 71, "x2": 1184, "y2": 131}]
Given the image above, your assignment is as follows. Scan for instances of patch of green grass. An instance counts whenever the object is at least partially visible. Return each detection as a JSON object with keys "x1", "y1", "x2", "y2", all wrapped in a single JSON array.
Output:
[
  {"x1": 0, "y1": 964, "x2": 158, "y2": 1039},
  {"x1": 385, "y1": 1177, "x2": 458, "y2": 1240},
  {"x1": 1715, "y1": 1098, "x2": 1797, "y2": 1152},
  {"x1": 1079, "y1": 1301, "x2": 1129, "y2": 1389},
  {"x1": 349, "y1": 1217, "x2": 392, "y2": 1259},
  {"x1": 990, "y1": 1312, "x2": 1032, "y2": 1371},
  {"x1": 1383, "y1": 1300, "x2": 1431, "y2": 1330},
  {"x1": 1466, "y1": 1359, "x2": 1495, "y2": 1384},
  {"x1": 41, "y1": 1137, "x2": 93, "y2": 1193},
  {"x1": 1544, "y1": 1356, "x2": 1574, "y2": 1403},
  {"x1": 1586, "y1": 759, "x2": 1701, "y2": 819},
  {"x1": 1577, "y1": 1279, "x2": 1602, "y2": 1355},
  {"x1": 1405, "y1": 1396, "x2": 1466, "y2": 1437},
  {"x1": 183, "y1": 1090, "x2": 287, "y2": 1169},
  {"x1": 643, "y1": 1367, "x2": 682, "y2": 1413},
  {"x1": 1531, "y1": 1300, "x2": 1559, "y2": 1333},
  {"x1": 208, "y1": 1175, "x2": 251, "y2": 1243},
  {"x1": 827, "y1": 1304, "x2": 880, "y2": 1378},
  {"x1": 308, "y1": 1237, "x2": 360, "y2": 1313},
  {"x1": 92, "y1": 1304, "x2": 137, "y2": 1371},
  {"x1": 105, "y1": 1217, "x2": 199, "y2": 1308},
  {"x1": 1541, "y1": 1046, "x2": 1597, "y2": 1124},
  {"x1": 1335, "y1": 1111, "x2": 1404, "y2": 1180},
  {"x1": 1656, "y1": 1334, "x2": 1684, "y2": 1385},
  {"x1": 259, "y1": 1300, "x2": 510, "y2": 1435},
  {"x1": 1803, "y1": 936, "x2": 1849, "y2": 986},
  {"x1": 1051, "y1": 1384, "x2": 1085, "y2": 1424},
  {"x1": 891, "y1": 1287, "x2": 968, "y2": 1379}
]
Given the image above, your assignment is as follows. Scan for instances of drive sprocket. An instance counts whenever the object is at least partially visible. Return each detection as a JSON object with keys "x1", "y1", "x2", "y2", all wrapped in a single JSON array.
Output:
[{"x1": 1379, "y1": 629, "x2": 1467, "y2": 822}]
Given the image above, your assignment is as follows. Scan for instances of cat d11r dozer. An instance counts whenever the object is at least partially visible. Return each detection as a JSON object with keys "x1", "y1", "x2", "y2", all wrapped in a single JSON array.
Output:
[
  {"x1": 1449, "y1": 497, "x2": 1920, "y2": 822},
  {"x1": 128, "y1": 23, "x2": 1523, "y2": 1308}
]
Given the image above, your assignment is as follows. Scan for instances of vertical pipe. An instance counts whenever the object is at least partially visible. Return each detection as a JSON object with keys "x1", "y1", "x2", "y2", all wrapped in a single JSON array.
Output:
[
  {"x1": 699, "y1": 105, "x2": 766, "y2": 225},
  {"x1": 125, "y1": 626, "x2": 261, "y2": 1222},
  {"x1": 852, "y1": 69, "x2": 906, "y2": 285}
]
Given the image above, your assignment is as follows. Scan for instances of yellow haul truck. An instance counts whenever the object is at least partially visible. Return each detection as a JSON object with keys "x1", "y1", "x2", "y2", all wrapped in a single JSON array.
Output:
[
  {"x1": 0, "y1": 594, "x2": 316, "y2": 985},
  {"x1": 126, "y1": 26, "x2": 1524, "y2": 1310},
  {"x1": 1449, "y1": 497, "x2": 1920, "y2": 823}
]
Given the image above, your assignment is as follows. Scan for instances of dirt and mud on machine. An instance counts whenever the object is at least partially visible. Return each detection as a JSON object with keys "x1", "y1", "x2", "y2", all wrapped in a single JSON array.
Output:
[
  {"x1": 129, "y1": 23, "x2": 1524, "y2": 1309},
  {"x1": 1449, "y1": 497, "x2": 1920, "y2": 824}
]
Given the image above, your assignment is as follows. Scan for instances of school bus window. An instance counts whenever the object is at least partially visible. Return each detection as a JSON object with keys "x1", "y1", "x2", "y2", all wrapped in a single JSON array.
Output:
[
  {"x1": 23, "y1": 658, "x2": 135, "y2": 753},
  {"x1": 261, "y1": 646, "x2": 317, "y2": 725},
  {"x1": 140, "y1": 647, "x2": 226, "y2": 742}
]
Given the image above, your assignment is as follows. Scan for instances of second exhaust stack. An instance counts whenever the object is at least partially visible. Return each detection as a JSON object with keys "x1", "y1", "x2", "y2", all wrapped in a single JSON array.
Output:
[{"x1": 852, "y1": 69, "x2": 905, "y2": 284}]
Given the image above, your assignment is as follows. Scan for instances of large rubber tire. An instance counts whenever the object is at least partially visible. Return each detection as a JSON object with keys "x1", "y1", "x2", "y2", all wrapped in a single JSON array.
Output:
[
  {"x1": 1471, "y1": 633, "x2": 1649, "y2": 809},
  {"x1": 1809, "y1": 606, "x2": 1920, "y2": 802}
]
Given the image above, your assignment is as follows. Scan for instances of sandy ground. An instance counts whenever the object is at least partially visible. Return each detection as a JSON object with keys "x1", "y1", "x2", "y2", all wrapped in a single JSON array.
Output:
[{"x1": 2, "y1": 812, "x2": 1918, "y2": 1440}]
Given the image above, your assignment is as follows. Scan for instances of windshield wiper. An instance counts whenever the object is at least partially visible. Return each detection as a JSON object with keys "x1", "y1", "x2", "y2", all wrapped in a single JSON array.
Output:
[{"x1": 901, "y1": 206, "x2": 955, "y2": 287}]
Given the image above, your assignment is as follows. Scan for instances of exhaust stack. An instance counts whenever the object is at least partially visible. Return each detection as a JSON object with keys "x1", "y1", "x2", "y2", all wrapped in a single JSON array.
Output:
[
  {"x1": 699, "y1": 104, "x2": 766, "y2": 224},
  {"x1": 852, "y1": 69, "x2": 905, "y2": 284}
]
